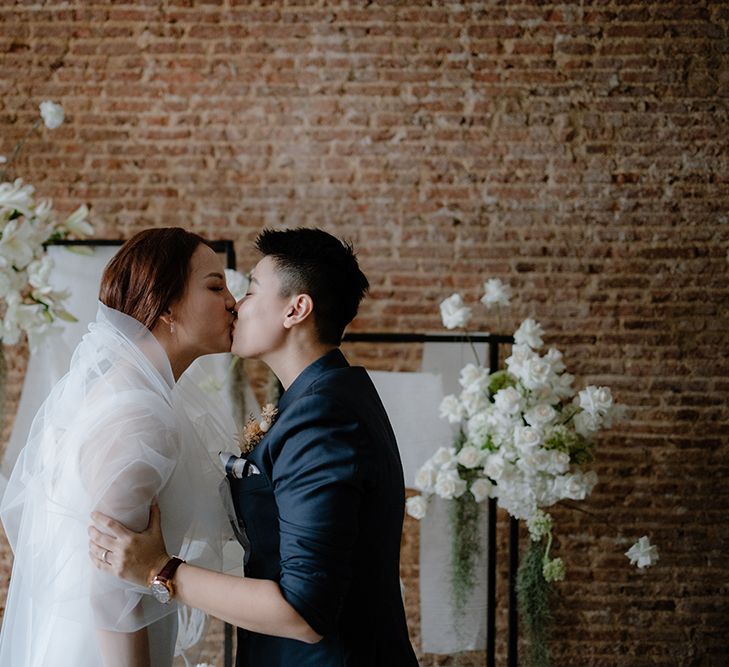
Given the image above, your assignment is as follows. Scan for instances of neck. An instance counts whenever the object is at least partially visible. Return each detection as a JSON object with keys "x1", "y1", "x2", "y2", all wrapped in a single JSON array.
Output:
[
  {"x1": 264, "y1": 340, "x2": 337, "y2": 390},
  {"x1": 151, "y1": 329, "x2": 195, "y2": 382}
]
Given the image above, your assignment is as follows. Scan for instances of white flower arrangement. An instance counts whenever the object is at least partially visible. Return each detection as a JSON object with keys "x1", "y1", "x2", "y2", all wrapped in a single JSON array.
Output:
[
  {"x1": 408, "y1": 282, "x2": 628, "y2": 582},
  {"x1": 0, "y1": 101, "x2": 95, "y2": 351}
]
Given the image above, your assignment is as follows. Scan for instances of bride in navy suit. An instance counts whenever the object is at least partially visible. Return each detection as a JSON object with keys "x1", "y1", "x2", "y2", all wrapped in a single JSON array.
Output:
[{"x1": 90, "y1": 228, "x2": 418, "y2": 666}]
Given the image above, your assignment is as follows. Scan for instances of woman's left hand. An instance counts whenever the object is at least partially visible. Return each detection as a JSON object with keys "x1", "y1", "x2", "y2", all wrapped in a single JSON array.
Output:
[{"x1": 89, "y1": 501, "x2": 170, "y2": 587}]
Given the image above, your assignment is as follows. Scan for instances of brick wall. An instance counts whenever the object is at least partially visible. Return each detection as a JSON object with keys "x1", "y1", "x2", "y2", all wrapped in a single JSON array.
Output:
[{"x1": 1, "y1": 2, "x2": 728, "y2": 665}]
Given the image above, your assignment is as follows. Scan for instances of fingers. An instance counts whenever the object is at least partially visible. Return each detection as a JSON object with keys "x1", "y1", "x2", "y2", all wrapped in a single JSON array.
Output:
[
  {"x1": 90, "y1": 511, "x2": 128, "y2": 538},
  {"x1": 87, "y1": 524, "x2": 116, "y2": 551},
  {"x1": 89, "y1": 543, "x2": 112, "y2": 570}
]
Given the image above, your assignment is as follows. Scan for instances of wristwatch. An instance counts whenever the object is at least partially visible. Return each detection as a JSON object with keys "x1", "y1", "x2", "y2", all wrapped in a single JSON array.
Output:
[{"x1": 149, "y1": 556, "x2": 185, "y2": 604}]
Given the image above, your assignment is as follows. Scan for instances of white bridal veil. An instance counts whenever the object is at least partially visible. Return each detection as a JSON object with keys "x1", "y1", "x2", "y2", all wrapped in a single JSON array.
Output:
[{"x1": 0, "y1": 303, "x2": 237, "y2": 666}]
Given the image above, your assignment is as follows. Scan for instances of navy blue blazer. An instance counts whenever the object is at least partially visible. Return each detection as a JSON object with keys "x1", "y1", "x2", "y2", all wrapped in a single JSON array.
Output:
[{"x1": 230, "y1": 349, "x2": 418, "y2": 666}]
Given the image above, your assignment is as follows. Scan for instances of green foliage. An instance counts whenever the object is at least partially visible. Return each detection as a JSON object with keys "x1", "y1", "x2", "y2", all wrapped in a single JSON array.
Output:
[
  {"x1": 449, "y1": 486, "x2": 481, "y2": 617},
  {"x1": 543, "y1": 423, "x2": 594, "y2": 465},
  {"x1": 488, "y1": 369, "x2": 516, "y2": 395},
  {"x1": 516, "y1": 539, "x2": 553, "y2": 667},
  {"x1": 449, "y1": 430, "x2": 482, "y2": 618}
]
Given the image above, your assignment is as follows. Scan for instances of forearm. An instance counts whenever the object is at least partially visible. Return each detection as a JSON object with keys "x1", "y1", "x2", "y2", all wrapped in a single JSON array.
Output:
[
  {"x1": 174, "y1": 564, "x2": 322, "y2": 644},
  {"x1": 97, "y1": 628, "x2": 150, "y2": 667}
]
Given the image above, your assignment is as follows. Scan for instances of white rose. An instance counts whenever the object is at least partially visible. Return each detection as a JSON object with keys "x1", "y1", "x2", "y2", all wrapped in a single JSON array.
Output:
[
  {"x1": 513, "y1": 425, "x2": 542, "y2": 454},
  {"x1": 524, "y1": 403, "x2": 557, "y2": 429},
  {"x1": 432, "y1": 446, "x2": 456, "y2": 468},
  {"x1": 574, "y1": 411, "x2": 601, "y2": 437},
  {"x1": 578, "y1": 385, "x2": 613, "y2": 417},
  {"x1": 483, "y1": 453, "x2": 505, "y2": 480},
  {"x1": 519, "y1": 356, "x2": 553, "y2": 390},
  {"x1": 434, "y1": 469, "x2": 467, "y2": 499},
  {"x1": 439, "y1": 293, "x2": 472, "y2": 330},
  {"x1": 225, "y1": 268, "x2": 250, "y2": 301},
  {"x1": 460, "y1": 385, "x2": 490, "y2": 418},
  {"x1": 493, "y1": 386, "x2": 523, "y2": 415},
  {"x1": 39, "y1": 100, "x2": 64, "y2": 129},
  {"x1": 505, "y1": 344, "x2": 537, "y2": 378},
  {"x1": 439, "y1": 394, "x2": 465, "y2": 424},
  {"x1": 414, "y1": 464, "x2": 438, "y2": 493},
  {"x1": 405, "y1": 495, "x2": 428, "y2": 519},
  {"x1": 456, "y1": 445, "x2": 483, "y2": 469},
  {"x1": 480, "y1": 278, "x2": 511, "y2": 308},
  {"x1": 554, "y1": 471, "x2": 595, "y2": 500},
  {"x1": 459, "y1": 363, "x2": 490, "y2": 391},
  {"x1": 470, "y1": 477, "x2": 494, "y2": 503},
  {"x1": 466, "y1": 412, "x2": 491, "y2": 447},
  {"x1": 544, "y1": 347, "x2": 566, "y2": 373},
  {"x1": 514, "y1": 318, "x2": 544, "y2": 349}
]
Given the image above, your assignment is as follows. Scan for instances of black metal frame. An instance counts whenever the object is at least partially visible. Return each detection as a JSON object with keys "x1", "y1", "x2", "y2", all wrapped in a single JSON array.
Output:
[{"x1": 343, "y1": 331, "x2": 518, "y2": 666}]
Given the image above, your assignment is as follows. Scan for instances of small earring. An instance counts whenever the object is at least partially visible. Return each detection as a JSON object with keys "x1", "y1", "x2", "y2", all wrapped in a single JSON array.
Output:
[{"x1": 170, "y1": 321, "x2": 176, "y2": 334}]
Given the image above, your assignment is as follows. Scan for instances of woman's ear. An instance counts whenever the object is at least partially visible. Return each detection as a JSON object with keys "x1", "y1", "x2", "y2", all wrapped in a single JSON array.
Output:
[{"x1": 283, "y1": 294, "x2": 314, "y2": 329}]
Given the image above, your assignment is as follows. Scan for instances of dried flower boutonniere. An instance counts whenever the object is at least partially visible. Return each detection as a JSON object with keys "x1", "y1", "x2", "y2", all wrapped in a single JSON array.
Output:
[{"x1": 238, "y1": 403, "x2": 278, "y2": 455}]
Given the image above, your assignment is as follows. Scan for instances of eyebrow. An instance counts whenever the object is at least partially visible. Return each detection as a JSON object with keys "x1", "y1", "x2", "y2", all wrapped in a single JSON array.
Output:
[{"x1": 204, "y1": 272, "x2": 225, "y2": 280}]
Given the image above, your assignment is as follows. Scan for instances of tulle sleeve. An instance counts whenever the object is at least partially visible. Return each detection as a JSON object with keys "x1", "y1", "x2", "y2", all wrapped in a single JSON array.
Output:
[{"x1": 6, "y1": 388, "x2": 185, "y2": 634}]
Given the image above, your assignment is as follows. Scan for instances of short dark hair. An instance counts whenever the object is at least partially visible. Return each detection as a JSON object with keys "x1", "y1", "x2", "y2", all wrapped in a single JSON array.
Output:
[
  {"x1": 255, "y1": 228, "x2": 369, "y2": 345},
  {"x1": 100, "y1": 227, "x2": 208, "y2": 330}
]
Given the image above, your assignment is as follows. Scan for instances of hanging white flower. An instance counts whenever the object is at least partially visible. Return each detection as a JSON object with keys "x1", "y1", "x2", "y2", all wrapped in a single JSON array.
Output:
[
  {"x1": 439, "y1": 293, "x2": 472, "y2": 329},
  {"x1": 514, "y1": 318, "x2": 544, "y2": 349},
  {"x1": 405, "y1": 495, "x2": 428, "y2": 519},
  {"x1": 480, "y1": 278, "x2": 511, "y2": 308},
  {"x1": 625, "y1": 536, "x2": 659, "y2": 569},
  {"x1": 224, "y1": 268, "x2": 250, "y2": 301},
  {"x1": 39, "y1": 100, "x2": 65, "y2": 129}
]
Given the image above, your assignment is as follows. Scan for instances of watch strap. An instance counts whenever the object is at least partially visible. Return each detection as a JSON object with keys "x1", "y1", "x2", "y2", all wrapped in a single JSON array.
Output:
[{"x1": 157, "y1": 556, "x2": 185, "y2": 582}]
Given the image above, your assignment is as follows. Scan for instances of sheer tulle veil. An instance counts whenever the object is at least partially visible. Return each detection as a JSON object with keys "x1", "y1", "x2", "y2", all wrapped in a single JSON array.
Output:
[{"x1": 0, "y1": 302, "x2": 236, "y2": 666}]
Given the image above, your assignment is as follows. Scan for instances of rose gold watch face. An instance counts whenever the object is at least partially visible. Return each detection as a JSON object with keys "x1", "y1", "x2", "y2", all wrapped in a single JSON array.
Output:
[{"x1": 151, "y1": 580, "x2": 172, "y2": 604}]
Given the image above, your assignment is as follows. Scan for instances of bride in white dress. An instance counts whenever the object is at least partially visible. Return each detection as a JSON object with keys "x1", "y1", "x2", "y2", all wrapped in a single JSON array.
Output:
[{"x1": 0, "y1": 228, "x2": 238, "y2": 667}]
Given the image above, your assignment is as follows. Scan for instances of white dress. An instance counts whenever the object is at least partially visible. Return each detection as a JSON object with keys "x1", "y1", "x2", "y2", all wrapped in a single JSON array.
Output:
[{"x1": 0, "y1": 303, "x2": 235, "y2": 667}]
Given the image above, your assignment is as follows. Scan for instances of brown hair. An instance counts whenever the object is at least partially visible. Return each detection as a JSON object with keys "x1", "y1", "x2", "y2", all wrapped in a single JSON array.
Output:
[{"x1": 99, "y1": 227, "x2": 208, "y2": 330}]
